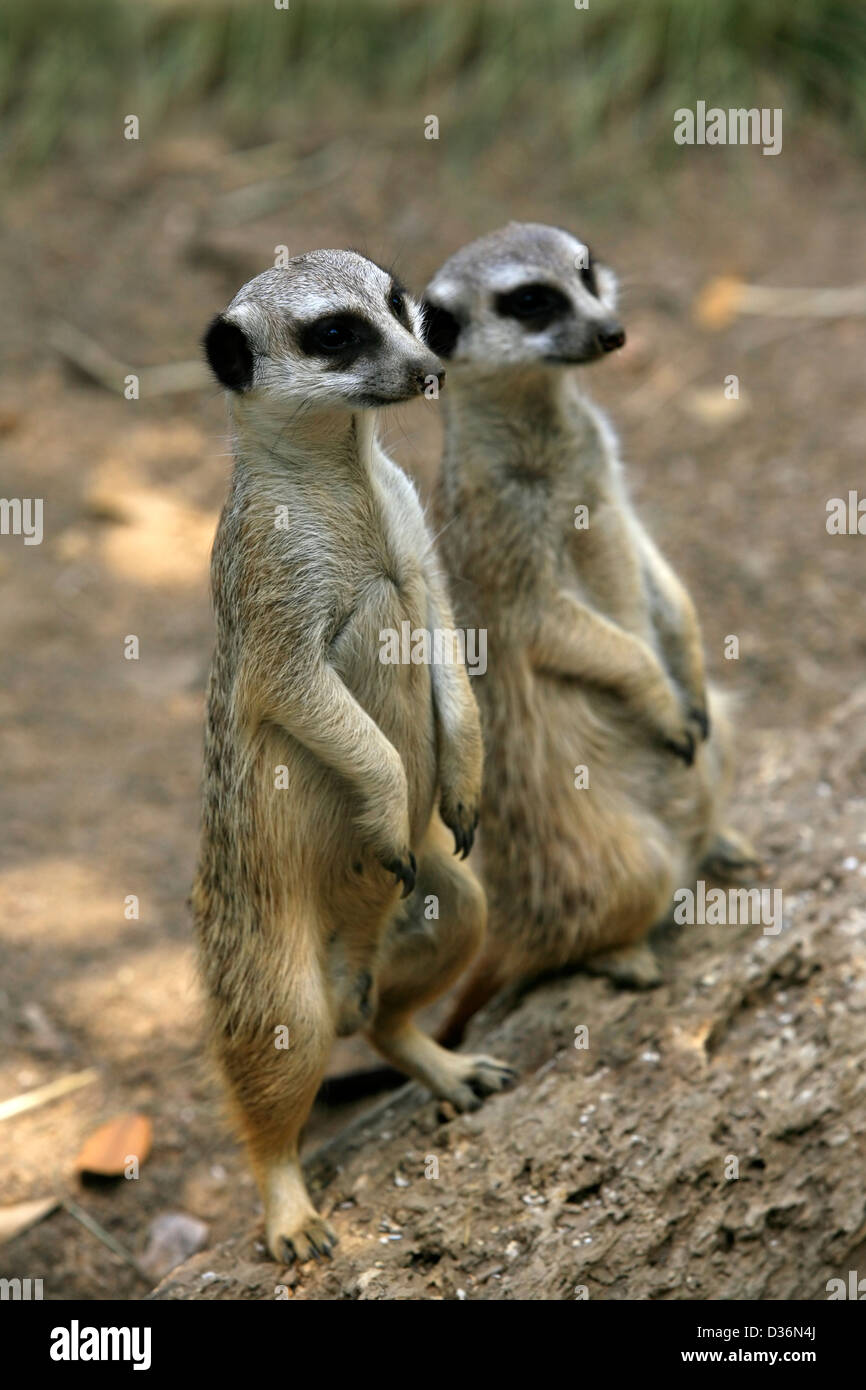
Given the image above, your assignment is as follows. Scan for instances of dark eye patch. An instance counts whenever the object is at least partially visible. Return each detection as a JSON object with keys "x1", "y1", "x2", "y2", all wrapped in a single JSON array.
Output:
[
  {"x1": 494, "y1": 282, "x2": 571, "y2": 327},
  {"x1": 298, "y1": 312, "x2": 381, "y2": 362},
  {"x1": 421, "y1": 300, "x2": 461, "y2": 358}
]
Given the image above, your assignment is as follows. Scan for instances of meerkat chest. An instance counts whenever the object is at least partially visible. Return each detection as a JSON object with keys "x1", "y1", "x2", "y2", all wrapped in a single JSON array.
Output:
[
  {"x1": 328, "y1": 515, "x2": 431, "y2": 679},
  {"x1": 368, "y1": 472, "x2": 432, "y2": 620},
  {"x1": 312, "y1": 456, "x2": 437, "y2": 720},
  {"x1": 368, "y1": 497, "x2": 429, "y2": 615},
  {"x1": 564, "y1": 486, "x2": 651, "y2": 634},
  {"x1": 328, "y1": 521, "x2": 436, "y2": 790}
]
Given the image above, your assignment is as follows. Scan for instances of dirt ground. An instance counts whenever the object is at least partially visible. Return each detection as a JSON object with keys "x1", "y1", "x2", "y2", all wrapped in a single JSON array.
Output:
[{"x1": 1, "y1": 120, "x2": 864, "y2": 1300}]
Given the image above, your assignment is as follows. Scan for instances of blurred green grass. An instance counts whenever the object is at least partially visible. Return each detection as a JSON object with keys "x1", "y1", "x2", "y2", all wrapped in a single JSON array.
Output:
[{"x1": 0, "y1": 0, "x2": 864, "y2": 170}]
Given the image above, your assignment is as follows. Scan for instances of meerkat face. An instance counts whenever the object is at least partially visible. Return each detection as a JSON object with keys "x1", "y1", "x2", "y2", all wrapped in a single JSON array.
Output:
[
  {"x1": 423, "y1": 222, "x2": 624, "y2": 372},
  {"x1": 203, "y1": 251, "x2": 444, "y2": 409}
]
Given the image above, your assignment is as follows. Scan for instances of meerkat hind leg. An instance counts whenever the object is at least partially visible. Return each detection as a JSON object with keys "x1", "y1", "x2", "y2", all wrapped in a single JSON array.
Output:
[
  {"x1": 370, "y1": 820, "x2": 516, "y2": 1111},
  {"x1": 435, "y1": 949, "x2": 504, "y2": 1050},
  {"x1": 222, "y1": 964, "x2": 336, "y2": 1265}
]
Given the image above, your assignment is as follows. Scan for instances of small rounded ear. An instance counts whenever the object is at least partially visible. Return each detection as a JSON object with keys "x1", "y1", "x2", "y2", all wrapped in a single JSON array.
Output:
[
  {"x1": 421, "y1": 300, "x2": 461, "y2": 359},
  {"x1": 203, "y1": 314, "x2": 254, "y2": 392}
]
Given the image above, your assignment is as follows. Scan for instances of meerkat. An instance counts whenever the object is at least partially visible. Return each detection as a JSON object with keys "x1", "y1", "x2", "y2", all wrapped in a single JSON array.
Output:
[
  {"x1": 422, "y1": 222, "x2": 758, "y2": 1045},
  {"x1": 192, "y1": 251, "x2": 514, "y2": 1264}
]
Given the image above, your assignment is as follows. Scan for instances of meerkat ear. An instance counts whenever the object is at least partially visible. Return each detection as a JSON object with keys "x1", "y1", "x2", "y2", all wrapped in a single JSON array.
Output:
[
  {"x1": 203, "y1": 314, "x2": 254, "y2": 392},
  {"x1": 421, "y1": 300, "x2": 461, "y2": 359}
]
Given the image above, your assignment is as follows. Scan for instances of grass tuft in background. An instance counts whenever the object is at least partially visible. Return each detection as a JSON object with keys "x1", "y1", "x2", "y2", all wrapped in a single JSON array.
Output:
[{"x1": 0, "y1": 0, "x2": 864, "y2": 174}]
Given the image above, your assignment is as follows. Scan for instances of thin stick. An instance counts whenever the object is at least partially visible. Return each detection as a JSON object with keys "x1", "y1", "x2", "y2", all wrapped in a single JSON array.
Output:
[
  {"x1": 696, "y1": 276, "x2": 866, "y2": 330},
  {"x1": 739, "y1": 283, "x2": 866, "y2": 318},
  {"x1": 49, "y1": 321, "x2": 131, "y2": 391},
  {"x1": 0, "y1": 1068, "x2": 100, "y2": 1122},
  {"x1": 50, "y1": 320, "x2": 208, "y2": 396},
  {"x1": 60, "y1": 1195, "x2": 152, "y2": 1284}
]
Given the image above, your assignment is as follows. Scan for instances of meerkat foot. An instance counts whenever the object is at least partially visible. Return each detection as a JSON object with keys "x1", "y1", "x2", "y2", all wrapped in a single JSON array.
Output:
[
  {"x1": 701, "y1": 828, "x2": 761, "y2": 882},
  {"x1": 271, "y1": 1212, "x2": 338, "y2": 1266},
  {"x1": 444, "y1": 1054, "x2": 517, "y2": 1112},
  {"x1": 584, "y1": 940, "x2": 662, "y2": 989},
  {"x1": 372, "y1": 1021, "x2": 515, "y2": 1113},
  {"x1": 263, "y1": 1158, "x2": 337, "y2": 1265}
]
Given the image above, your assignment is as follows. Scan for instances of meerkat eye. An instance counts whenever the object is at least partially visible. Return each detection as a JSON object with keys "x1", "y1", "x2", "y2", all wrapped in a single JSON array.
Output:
[
  {"x1": 579, "y1": 253, "x2": 599, "y2": 298},
  {"x1": 387, "y1": 282, "x2": 411, "y2": 327},
  {"x1": 495, "y1": 283, "x2": 570, "y2": 323},
  {"x1": 300, "y1": 313, "x2": 375, "y2": 357},
  {"x1": 314, "y1": 319, "x2": 357, "y2": 351}
]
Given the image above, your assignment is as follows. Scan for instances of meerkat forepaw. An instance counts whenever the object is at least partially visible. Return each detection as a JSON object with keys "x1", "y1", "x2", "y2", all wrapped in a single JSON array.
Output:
[
  {"x1": 689, "y1": 704, "x2": 711, "y2": 741},
  {"x1": 661, "y1": 726, "x2": 696, "y2": 766},
  {"x1": 383, "y1": 849, "x2": 417, "y2": 897},
  {"x1": 644, "y1": 682, "x2": 700, "y2": 765},
  {"x1": 439, "y1": 794, "x2": 480, "y2": 859}
]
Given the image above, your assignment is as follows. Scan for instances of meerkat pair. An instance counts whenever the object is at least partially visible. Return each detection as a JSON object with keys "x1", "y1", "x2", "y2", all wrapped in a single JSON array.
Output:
[
  {"x1": 194, "y1": 229, "x2": 754, "y2": 1265},
  {"x1": 192, "y1": 253, "x2": 514, "y2": 1264}
]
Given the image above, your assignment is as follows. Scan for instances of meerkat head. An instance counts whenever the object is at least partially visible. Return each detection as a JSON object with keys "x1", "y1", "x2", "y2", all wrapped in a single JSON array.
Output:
[
  {"x1": 203, "y1": 250, "x2": 444, "y2": 410},
  {"x1": 422, "y1": 222, "x2": 624, "y2": 374}
]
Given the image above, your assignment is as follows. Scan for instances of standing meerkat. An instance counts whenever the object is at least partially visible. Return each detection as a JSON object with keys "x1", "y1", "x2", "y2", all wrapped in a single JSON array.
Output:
[
  {"x1": 422, "y1": 222, "x2": 757, "y2": 1044},
  {"x1": 192, "y1": 251, "x2": 514, "y2": 1264}
]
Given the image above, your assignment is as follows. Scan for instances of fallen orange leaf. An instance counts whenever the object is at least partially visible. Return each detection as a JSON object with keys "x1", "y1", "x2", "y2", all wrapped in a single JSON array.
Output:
[{"x1": 75, "y1": 1114, "x2": 152, "y2": 1176}]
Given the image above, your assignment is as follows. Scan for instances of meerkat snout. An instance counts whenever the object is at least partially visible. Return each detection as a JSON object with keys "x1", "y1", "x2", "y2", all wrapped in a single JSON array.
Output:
[
  {"x1": 202, "y1": 250, "x2": 445, "y2": 410},
  {"x1": 597, "y1": 325, "x2": 626, "y2": 353},
  {"x1": 411, "y1": 363, "x2": 446, "y2": 394}
]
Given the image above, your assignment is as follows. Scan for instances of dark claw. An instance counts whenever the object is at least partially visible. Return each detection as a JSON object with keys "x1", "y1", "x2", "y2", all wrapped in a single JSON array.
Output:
[
  {"x1": 690, "y1": 706, "x2": 710, "y2": 741},
  {"x1": 663, "y1": 730, "x2": 695, "y2": 766},
  {"x1": 389, "y1": 845, "x2": 419, "y2": 900},
  {"x1": 447, "y1": 802, "x2": 477, "y2": 859},
  {"x1": 467, "y1": 1061, "x2": 518, "y2": 1098},
  {"x1": 385, "y1": 852, "x2": 417, "y2": 898},
  {"x1": 280, "y1": 1227, "x2": 336, "y2": 1265}
]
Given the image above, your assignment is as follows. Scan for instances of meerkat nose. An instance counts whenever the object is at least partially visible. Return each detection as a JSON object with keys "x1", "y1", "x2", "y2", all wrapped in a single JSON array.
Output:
[
  {"x1": 412, "y1": 366, "x2": 446, "y2": 393},
  {"x1": 598, "y1": 326, "x2": 626, "y2": 353}
]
